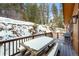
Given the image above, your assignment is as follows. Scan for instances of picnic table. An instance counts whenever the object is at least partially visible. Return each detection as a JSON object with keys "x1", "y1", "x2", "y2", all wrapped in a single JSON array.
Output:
[{"x1": 18, "y1": 36, "x2": 55, "y2": 56}]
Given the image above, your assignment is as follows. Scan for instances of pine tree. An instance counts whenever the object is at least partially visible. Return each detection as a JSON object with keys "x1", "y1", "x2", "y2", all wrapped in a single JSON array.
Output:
[
  {"x1": 25, "y1": 3, "x2": 42, "y2": 24},
  {"x1": 38, "y1": 3, "x2": 49, "y2": 24},
  {"x1": 52, "y1": 4, "x2": 64, "y2": 28}
]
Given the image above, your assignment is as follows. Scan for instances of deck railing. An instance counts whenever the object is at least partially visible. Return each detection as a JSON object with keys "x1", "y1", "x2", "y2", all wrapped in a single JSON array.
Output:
[{"x1": 0, "y1": 32, "x2": 54, "y2": 56}]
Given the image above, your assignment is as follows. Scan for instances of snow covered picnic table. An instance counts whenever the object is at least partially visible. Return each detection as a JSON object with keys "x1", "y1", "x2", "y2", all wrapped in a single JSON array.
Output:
[{"x1": 18, "y1": 36, "x2": 55, "y2": 56}]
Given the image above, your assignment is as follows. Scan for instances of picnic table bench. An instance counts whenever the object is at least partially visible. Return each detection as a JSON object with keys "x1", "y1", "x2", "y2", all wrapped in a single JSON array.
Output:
[
  {"x1": 47, "y1": 43, "x2": 59, "y2": 56},
  {"x1": 18, "y1": 36, "x2": 59, "y2": 56}
]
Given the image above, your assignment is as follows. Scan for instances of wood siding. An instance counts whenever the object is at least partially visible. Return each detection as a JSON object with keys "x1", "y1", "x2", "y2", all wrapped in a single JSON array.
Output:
[
  {"x1": 72, "y1": 19, "x2": 78, "y2": 54},
  {"x1": 72, "y1": 4, "x2": 79, "y2": 55}
]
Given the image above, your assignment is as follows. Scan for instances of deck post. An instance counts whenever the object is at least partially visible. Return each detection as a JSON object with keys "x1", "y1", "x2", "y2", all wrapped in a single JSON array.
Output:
[
  {"x1": 32, "y1": 35, "x2": 34, "y2": 39},
  {"x1": 45, "y1": 32, "x2": 47, "y2": 36},
  {"x1": 51, "y1": 32, "x2": 53, "y2": 38},
  {"x1": 57, "y1": 33, "x2": 59, "y2": 39}
]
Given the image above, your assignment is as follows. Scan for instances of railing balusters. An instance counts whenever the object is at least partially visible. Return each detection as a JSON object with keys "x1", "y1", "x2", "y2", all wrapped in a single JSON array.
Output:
[
  {"x1": 4, "y1": 43, "x2": 6, "y2": 56},
  {"x1": 23, "y1": 39, "x2": 25, "y2": 42},
  {"x1": 22, "y1": 39, "x2": 23, "y2": 43},
  {"x1": 22, "y1": 39, "x2": 24, "y2": 43},
  {"x1": 12, "y1": 41, "x2": 14, "y2": 55},
  {"x1": 16, "y1": 40, "x2": 17, "y2": 52},
  {"x1": 19, "y1": 40, "x2": 20, "y2": 47},
  {"x1": 27, "y1": 38, "x2": 28, "y2": 41},
  {"x1": 24, "y1": 39, "x2": 25, "y2": 42},
  {"x1": 9, "y1": 42, "x2": 10, "y2": 56},
  {"x1": 26, "y1": 38, "x2": 27, "y2": 41},
  {"x1": 28, "y1": 38, "x2": 29, "y2": 40}
]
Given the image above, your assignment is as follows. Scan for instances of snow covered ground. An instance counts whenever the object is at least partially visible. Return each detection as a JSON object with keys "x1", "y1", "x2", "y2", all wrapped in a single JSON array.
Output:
[
  {"x1": 0, "y1": 17, "x2": 34, "y2": 25},
  {"x1": 0, "y1": 17, "x2": 35, "y2": 55},
  {"x1": 0, "y1": 17, "x2": 35, "y2": 40},
  {"x1": 0, "y1": 17, "x2": 52, "y2": 40},
  {"x1": 36, "y1": 25, "x2": 52, "y2": 33}
]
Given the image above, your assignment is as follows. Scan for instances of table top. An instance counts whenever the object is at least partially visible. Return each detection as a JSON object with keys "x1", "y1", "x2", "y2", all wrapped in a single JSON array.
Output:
[{"x1": 23, "y1": 36, "x2": 54, "y2": 51}]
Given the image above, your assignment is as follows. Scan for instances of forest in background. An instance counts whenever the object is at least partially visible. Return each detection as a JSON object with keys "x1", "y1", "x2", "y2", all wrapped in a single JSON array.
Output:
[{"x1": 0, "y1": 3, "x2": 64, "y2": 28}]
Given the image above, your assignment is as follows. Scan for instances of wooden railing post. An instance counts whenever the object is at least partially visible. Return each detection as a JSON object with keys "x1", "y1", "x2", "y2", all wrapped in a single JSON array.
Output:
[
  {"x1": 32, "y1": 35, "x2": 34, "y2": 39},
  {"x1": 45, "y1": 32, "x2": 47, "y2": 36},
  {"x1": 57, "y1": 32, "x2": 59, "y2": 39},
  {"x1": 51, "y1": 32, "x2": 53, "y2": 37},
  {"x1": 4, "y1": 43, "x2": 6, "y2": 56}
]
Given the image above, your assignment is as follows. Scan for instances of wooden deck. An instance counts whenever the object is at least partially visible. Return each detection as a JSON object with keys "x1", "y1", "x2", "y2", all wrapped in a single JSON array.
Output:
[
  {"x1": 58, "y1": 37, "x2": 77, "y2": 56},
  {"x1": 14, "y1": 35, "x2": 78, "y2": 56}
]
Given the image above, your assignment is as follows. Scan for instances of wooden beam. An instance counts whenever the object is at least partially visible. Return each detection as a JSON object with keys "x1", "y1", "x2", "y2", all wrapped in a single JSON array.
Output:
[{"x1": 63, "y1": 3, "x2": 75, "y2": 24}]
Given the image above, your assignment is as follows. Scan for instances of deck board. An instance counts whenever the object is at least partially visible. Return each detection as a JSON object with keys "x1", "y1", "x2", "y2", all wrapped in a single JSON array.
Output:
[{"x1": 59, "y1": 37, "x2": 77, "y2": 56}]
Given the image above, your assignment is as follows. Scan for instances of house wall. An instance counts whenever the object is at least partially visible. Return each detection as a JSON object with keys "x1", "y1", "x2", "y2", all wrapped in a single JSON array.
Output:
[
  {"x1": 72, "y1": 4, "x2": 79, "y2": 55},
  {"x1": 72, "y1": 19, "x2": 78, "y2": 54}
]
